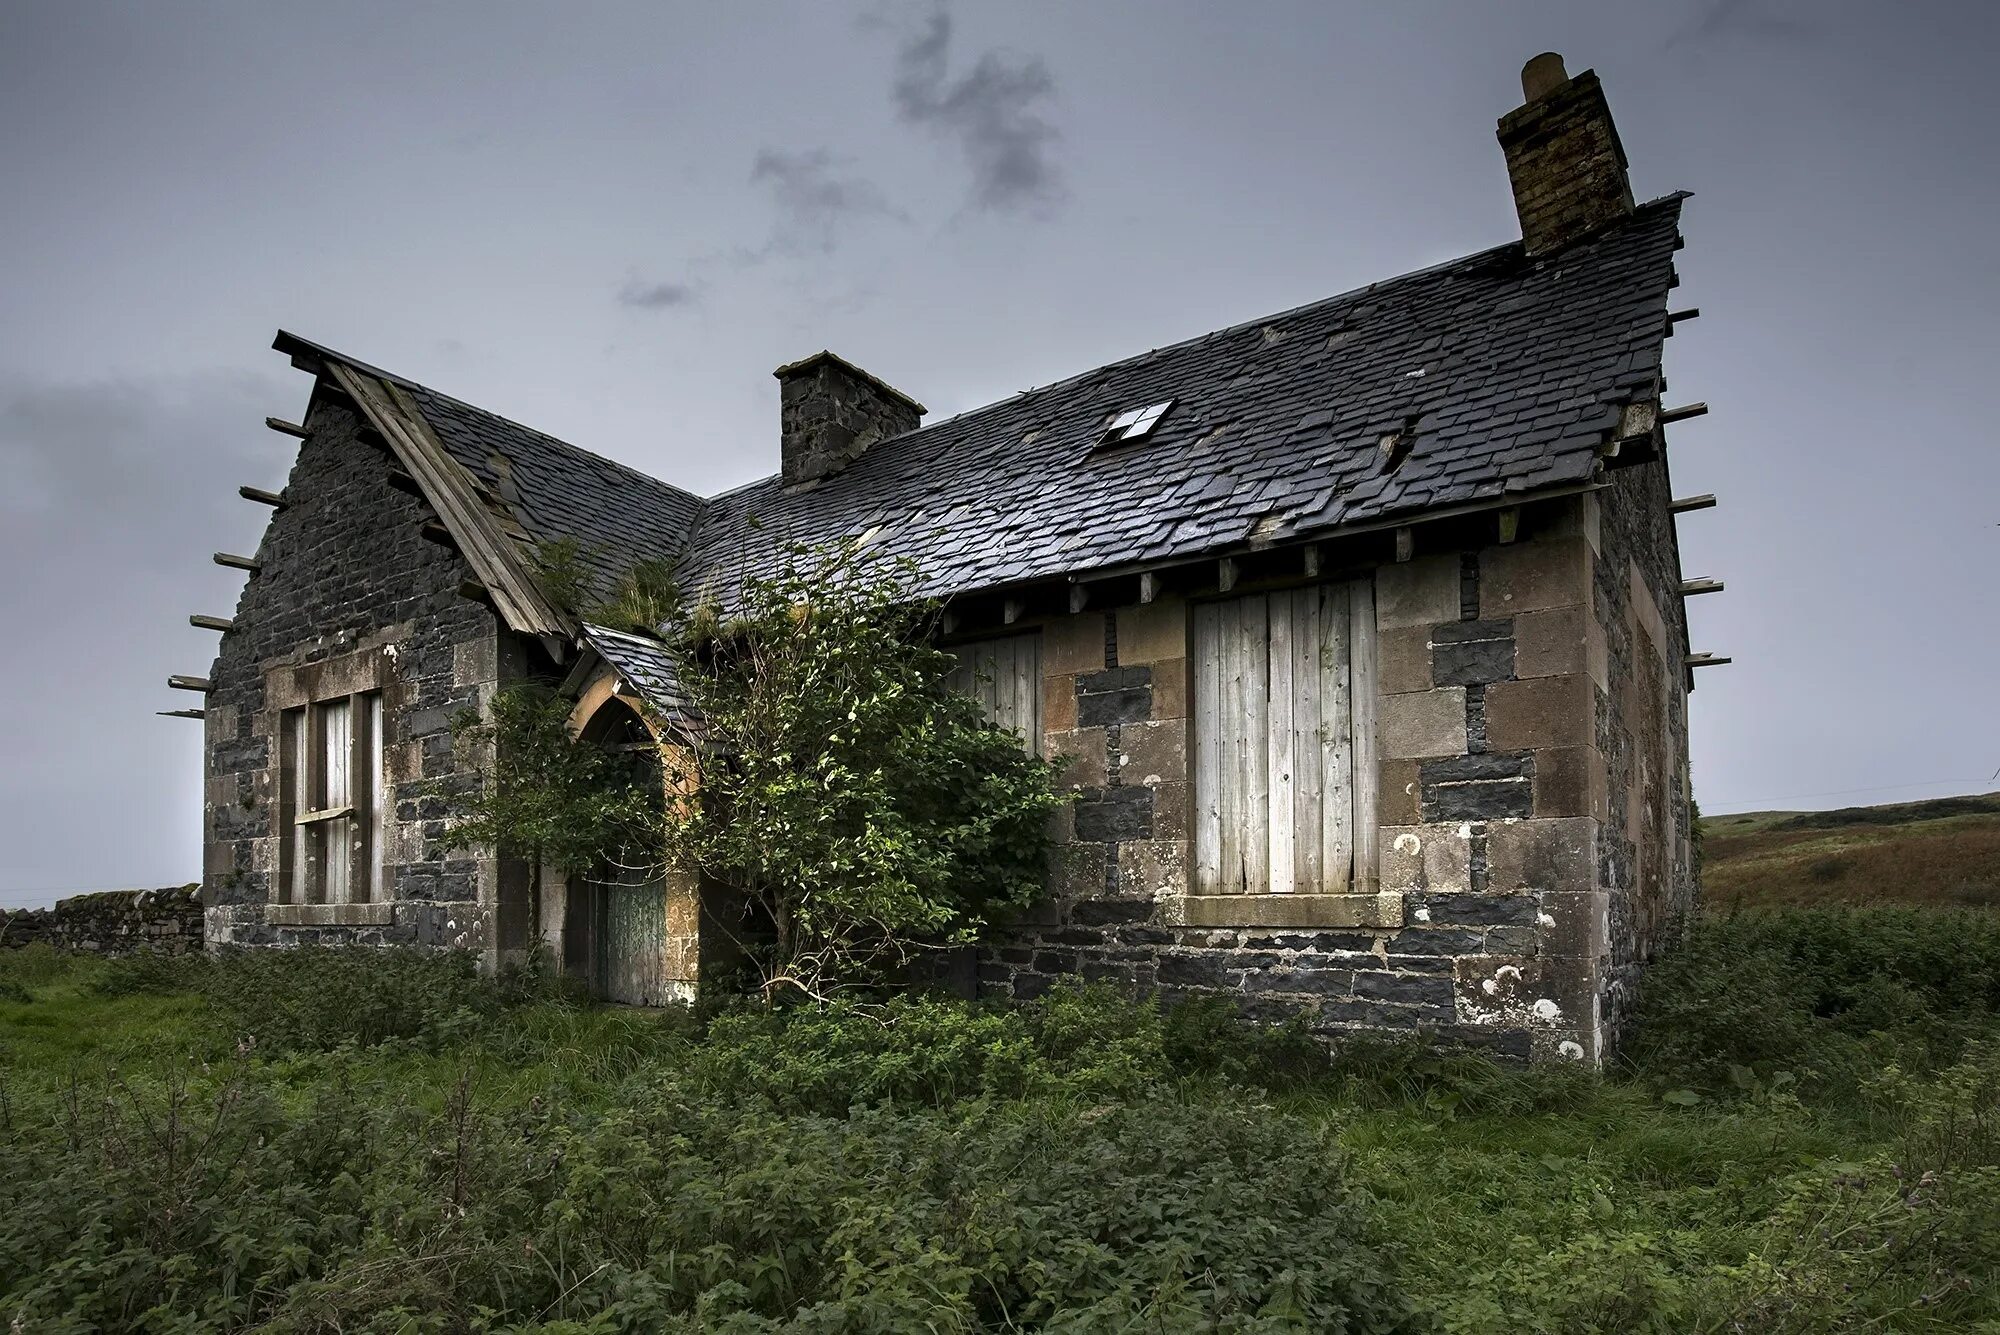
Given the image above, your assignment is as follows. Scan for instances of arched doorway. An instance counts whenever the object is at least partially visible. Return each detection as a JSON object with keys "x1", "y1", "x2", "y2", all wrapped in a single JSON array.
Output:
[{"x1": 559, "y1": 674, "x2": 700, "y2": 1005}]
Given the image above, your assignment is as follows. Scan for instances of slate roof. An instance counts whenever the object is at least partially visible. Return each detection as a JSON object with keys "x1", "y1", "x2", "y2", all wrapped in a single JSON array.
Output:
[
  {"x1": 678, "y1": 194, "x2": 1686, "y2": 601},
  {"x1": 279, "y1": 194, "x2": 1685, "y2": 712},
  {"x1": 409, "y1": 388, "x2": 706, "y2": 594},
  {"x1": 579, "y1": 624, "x2": 692, "y2": 716}
]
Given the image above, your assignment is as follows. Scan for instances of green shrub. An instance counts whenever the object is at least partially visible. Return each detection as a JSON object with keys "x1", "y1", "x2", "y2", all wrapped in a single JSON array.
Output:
[
  {"x1": 1625, "y1": 908, "x2": 2000, "y2": 1095},
  {"x1": 0, "y1": 1063, "x2": 1421, "y2": 1332},
  {"x1": 97, "y1": 946, "x2": 535, "y2": 1053},
  {"x1": 0, "y1": 942, "x2": 80, "y2": 990}
]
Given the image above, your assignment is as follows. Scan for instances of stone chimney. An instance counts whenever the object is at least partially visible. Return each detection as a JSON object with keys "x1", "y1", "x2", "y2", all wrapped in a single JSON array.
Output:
[
  {"x1": 774, "y1": 350, "x2": 925, "y2": 489},
  {"x1": 1497, "y1": 53, "x2": 1635, "y2": 257}
]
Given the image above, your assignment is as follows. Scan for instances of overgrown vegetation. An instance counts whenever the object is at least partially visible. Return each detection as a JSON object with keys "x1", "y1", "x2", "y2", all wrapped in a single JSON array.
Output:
[
  {"x1": 2, "y1": 904, "x2": 1997, "y2": 1331},
  {"x1": 453, "y1": 541, "x2": 1064, "y2": 1003}
]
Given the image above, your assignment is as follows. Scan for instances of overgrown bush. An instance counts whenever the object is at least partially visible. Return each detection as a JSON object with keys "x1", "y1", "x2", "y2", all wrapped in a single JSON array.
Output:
[
  {"x1": 1625, "y1": 908, "x2": 2000, "y2": 1096},
  {"x1": 94, "y1": 946, "x2": 562, "y2": 1054},
  {"x1": 0, "y1": 1059, "x2": 1420, "y2": 1332}
]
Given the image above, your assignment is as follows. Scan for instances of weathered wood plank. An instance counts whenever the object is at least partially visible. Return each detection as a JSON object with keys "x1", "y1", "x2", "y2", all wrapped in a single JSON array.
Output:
[
  {"x1": 1237, "y1": 594, "x2": 1270, "y2": 895},
  {"x1": 1290, "y1": 588, "x2": 1323, "y2": 895},
  {"x1": 1192, "y1": 603, "x2": 1222, "y2": 897},
  {"x1": 189, "y1": 615, "x2": 234, "y2": 632},
  {"x1": 1348, "y1": 579, "x2": 1380, "y2": 893},
  {"x1": 213, "y1": 552, "x2": 261, "y2": 573},
  {"x1": 167, "y1": 674, "x2": 213, "y2": 693},
  {"x1": 265, "y1": 416, "x2": 309, "y2": 438},
  {"x1": 1266, "y1": 591, "x2": 1297, "y2": 895},
  {"x1": 1217, "y1": 598, "x2": 1245, "y2": 893},
  {"x1": 1670, "y1": 494, "x2": 1717, "y2": 513},
  {"x1": 238, "y1": 485, "x2": 286, "y2": 508},
  {"x1": 1320, "y1": 582, "x2": 1354, "y2": 893}
]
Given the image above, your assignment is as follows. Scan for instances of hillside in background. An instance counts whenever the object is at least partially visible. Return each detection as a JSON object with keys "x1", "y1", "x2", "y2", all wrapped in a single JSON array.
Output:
[{"x1": 1701, "y1": 791, "x2": 2000, "y2": 913}]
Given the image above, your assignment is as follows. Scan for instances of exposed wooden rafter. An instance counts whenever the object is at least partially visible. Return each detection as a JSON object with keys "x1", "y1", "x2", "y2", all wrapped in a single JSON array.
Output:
[
  {"x1": 157, "y1": 709, "x2": 205, "y2": 720},
  {"x1": 1670, "y1": 494, "x2": 1717, "y2": 514},
  {"x1": 1680, "y1": 578, "x2": 1724, "y2": 597},
  {"x1": 1686, "y1": 653, "x2": 1732, "y2": 668},
  {"x1": 167, "y1": 675, "x2": 213, "y2": 693},
  {"x1": 213, "y1": 552, "x2": 261, "y2": 573},
  {"x1": 265, "y1": 416, "x2": 309, "y2": 439},
  {"x1": 238, "y1": 485, "x2": 286, "y2": 509},
  {"x1": 189, "y1": 614, "x2": 235, "y2": 632},
  {"x1": 1660, "y1": 402, "x2": 1709, "y2": 425}
]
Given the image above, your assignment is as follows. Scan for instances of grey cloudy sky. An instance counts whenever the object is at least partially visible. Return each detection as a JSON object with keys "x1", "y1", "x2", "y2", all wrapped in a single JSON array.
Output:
[{"x1": 3, "y1": 0, "x2": 1996, "y2": 905}]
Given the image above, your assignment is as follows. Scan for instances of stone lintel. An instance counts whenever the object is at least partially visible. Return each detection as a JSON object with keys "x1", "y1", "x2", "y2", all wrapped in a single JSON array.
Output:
[{"x1": 266, "y1": 902, "x2": 397, "y2": 927}]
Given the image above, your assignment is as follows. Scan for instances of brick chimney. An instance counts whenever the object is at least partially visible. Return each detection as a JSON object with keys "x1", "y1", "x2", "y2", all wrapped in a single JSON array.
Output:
[
  {"x1": 1497, "y1": 53, "x2": 1635, "y2": 257},
  {"x1": 773, "y1": 350, "x2": 925, "y2": 489}
]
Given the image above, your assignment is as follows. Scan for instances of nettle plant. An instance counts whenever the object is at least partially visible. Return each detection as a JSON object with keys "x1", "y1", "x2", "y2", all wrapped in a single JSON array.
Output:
[{"x1": 455, "y1": 540, "x2": 1064, "y2": 1002}]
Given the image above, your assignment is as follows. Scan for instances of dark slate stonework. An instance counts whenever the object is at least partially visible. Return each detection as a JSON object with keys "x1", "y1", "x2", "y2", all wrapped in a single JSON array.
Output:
[
  {"x1": 1076, "y1": 666, "x2": 1153, "y2": 727},
  {"x1": 1592, "y1": 457, "x2": 1697, "y2": 1042},
  {"x1": 1421, "y1": 751, "x2": 1536, "y2": 821},
  {"x1": 201, "y1": 399, "x2": 520, "y2": 958}
]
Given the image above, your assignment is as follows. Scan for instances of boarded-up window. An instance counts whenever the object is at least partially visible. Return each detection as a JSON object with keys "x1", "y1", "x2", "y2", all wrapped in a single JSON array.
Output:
[
  {"x1": 1193, "y1": 581, "x2": 1378, "y2": 896},
  {"x1": 945, "y1": 632, "x2": 1043, "y2": 755},
  {"x1": 280, "y1": 691, "x2": 386, "y2": 904}
]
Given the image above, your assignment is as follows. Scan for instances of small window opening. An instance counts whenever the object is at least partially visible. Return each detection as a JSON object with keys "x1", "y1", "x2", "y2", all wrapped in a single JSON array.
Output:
[{"x1": 1097, "y1": 399, "x2": 1174, "y2": 447}]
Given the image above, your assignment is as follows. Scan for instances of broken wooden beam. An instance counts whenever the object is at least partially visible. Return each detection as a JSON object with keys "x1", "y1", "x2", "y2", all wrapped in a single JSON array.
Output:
[
  {"x1": 189, "y1": 614, "x2": 235, "y2": 632},
  {"x1": 265, "y1": 416, "x2": 309, "y2": 439},
  {"x1": 238, "y1": 484, "x2": 286, "y2": 508},
  {"x1": 212, "y1": 552, "x2": 261, "y2": 573},
  {"x1": 1686, "y1": 653, "x2": 1732, "y2": 669},
  {"x1": 168, "y1": 675, "x2": 213, "y2": 693},
  {"x1": 1659, "y1": 402, "x2": 1709, "y2": 425},
  {"x1": 157, "y1": 708, "x2": 205, "y2": 720},
  {"x1": 1670, "y1": 494, "x2": 1717, "y2": 513},
  {"x1": 1680, "y1": 578, "x2": 1724, "y2": 597}
]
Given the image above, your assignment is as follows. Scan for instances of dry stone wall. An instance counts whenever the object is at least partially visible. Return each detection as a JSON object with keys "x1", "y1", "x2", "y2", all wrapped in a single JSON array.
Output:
[{"x1": 1, "y1": 887, "x2": 203, "y2": 956}]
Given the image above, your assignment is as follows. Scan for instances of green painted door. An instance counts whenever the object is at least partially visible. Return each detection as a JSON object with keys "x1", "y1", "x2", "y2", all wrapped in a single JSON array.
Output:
[{"x1": 594, "y1": 874, "x2": 668, "y2": 1005}]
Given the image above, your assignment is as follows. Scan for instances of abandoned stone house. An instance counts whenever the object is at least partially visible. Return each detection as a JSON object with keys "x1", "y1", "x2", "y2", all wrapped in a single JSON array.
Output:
[{"x1": 182, "y1": 55, "x2": 1716, "y2": 1061}]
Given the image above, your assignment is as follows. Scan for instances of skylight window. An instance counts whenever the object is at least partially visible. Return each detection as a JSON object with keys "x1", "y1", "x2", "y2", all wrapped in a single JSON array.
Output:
[{"x1": 1098, "y1": 399, "x2": 1174, "y2": 446}]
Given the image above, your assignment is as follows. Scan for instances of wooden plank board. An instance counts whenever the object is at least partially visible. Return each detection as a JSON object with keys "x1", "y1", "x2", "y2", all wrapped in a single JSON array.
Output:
[
  {"x1": 1237, "y1": 594, "x2": 1270, "y2": 895},
  {"x1": 1348, "y1": 579, "x2": 1380, "y2": 892},
  {"x1": 1266, "y1": 591, "x2": 1297, "y2": 895},
  {"x1": 1320, "y1": 582, "x2": 1354, "y2": 893},
  {"x1": 1192, "y1": 603, "x2": 1222, "y2": 896},
  {"x1": 1217, "y1": 598, "x2": 1244, "y2": 893},
  {"x1": 1290, "y1": 588, "x2": 1323, "y2": 896}
]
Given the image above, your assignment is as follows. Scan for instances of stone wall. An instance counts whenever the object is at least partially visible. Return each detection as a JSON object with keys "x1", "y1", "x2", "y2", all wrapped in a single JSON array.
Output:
[
  {"x1": 979, "y1": 498, "x2": 1665, "y2": 1062},
  {"x1": 976, "y1": 489, "x2": 1696, "y2": 1063},
  {"x1": 1, "y1": 887, "x2": 204, "y2": 956},
  {"x1": 201, "y1": 396, "x2": 527, "y2": 965},
  {"x1": 1591, "y1": 458, "x2": 1698, "y2": 1041}
]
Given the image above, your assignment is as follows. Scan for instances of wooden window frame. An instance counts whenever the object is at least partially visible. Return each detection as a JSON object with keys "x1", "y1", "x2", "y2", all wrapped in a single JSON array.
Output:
[{"x1": 278, "y1": 691, "x2": 383, "y2": 906}]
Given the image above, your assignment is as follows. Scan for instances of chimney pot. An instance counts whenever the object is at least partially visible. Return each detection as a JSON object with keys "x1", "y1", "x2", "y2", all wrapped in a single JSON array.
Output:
[
  {"x1": 1497, "y1": 57, "x2": 1634, "y2": 256},
  {"x1": 773, "y1": 350, "x2": 924, "y2": 489},
  {"x1": 1521, "y1": 52, "x2": 1568, "y2": 101}
]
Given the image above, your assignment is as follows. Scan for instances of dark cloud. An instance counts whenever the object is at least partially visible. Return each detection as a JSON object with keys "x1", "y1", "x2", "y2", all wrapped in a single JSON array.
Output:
[
  {"x1": 617, "y1": 279, "x2": 699, "y2": 311},
  {"x1": 749, "y1": 147, "x2": 901, "y2": 253},
  {"x1": 1667, "y1": 0, "x2": 1822, "y2": 50},
  {"x1": 890, "y1": 9, "x2": 1063, "y2": 213}
]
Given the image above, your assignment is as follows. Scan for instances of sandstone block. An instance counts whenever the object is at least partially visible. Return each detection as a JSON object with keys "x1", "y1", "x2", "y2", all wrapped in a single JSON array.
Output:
[
  {"x1": 1379, "y1": 688, "x2": 1467, "y2": 759},
  {"x1": 1117, "y1": 597, "x2": 1188, "y2": 664},
  {"x1": 1119, "y1": 718, "x2": 1187, "y2": 787},
  {"x1": 1378, "y1": 823, "x2": 1474, "y2": 895},
  {"x1": 1486, "y1": 816, "x2": 1598, "y2": 893},
  {"x1": 1481, "y1": 537, "x2": 1588, "y2": 617},
  {"x1": 1485, "y1": 674, "x2": 1590, "y2": 751},
  {"x1": 1045, "y1": 614, "x2": 1105, "y2": 675},
  {"x1": 1375, "y1": 554, "x2": 1461, "y2": 628},
  {"x1": 1514, "y1": 606, "x2": 1585, "y2": 678},
  {"x1": 1378, "y1": 624, "x2": 1433, "y2": 695}
]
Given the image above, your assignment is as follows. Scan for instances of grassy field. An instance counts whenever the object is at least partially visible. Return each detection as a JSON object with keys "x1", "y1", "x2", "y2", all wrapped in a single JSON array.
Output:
[
  {"x1": 1702, "y1": 792, "x2": 2000, "y2": 913},
  {"x1": 2, "y1": 914, "x2": 1997, "y2": 1332}
]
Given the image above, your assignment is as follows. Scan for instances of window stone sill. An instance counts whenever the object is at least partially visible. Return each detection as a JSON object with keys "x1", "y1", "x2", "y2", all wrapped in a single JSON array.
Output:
[
  {"x1": 1179, "y1": 891, "x2": 1402, "y2": 929},
  {"x1": 266, "y1": 902, "x2": 395, "y2": 927}
]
